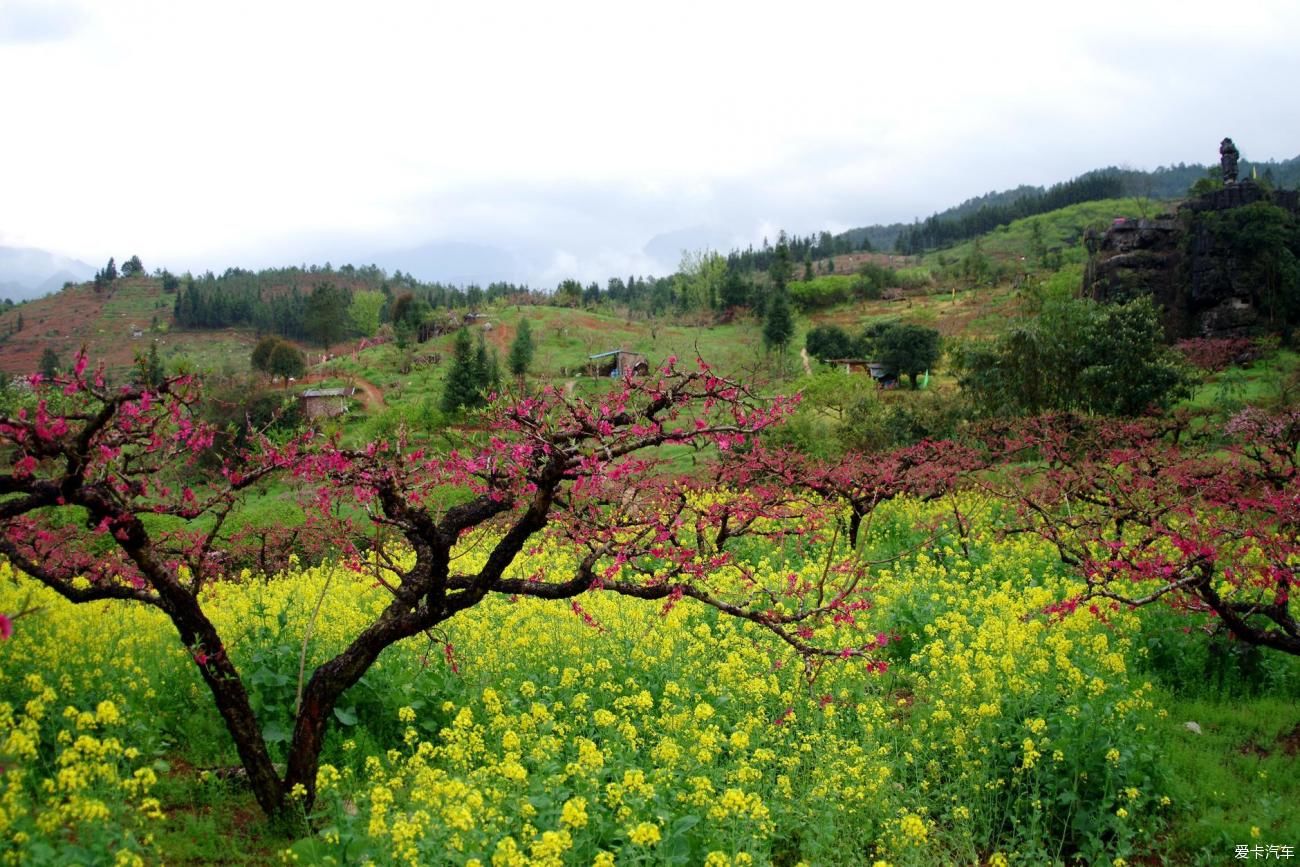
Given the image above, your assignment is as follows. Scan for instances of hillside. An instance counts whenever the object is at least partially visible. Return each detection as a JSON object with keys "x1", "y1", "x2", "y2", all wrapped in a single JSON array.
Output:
[
  {"x1": 832, "y1": 154, "x2": 1300, "y2": 254},
  {"x1": 0, "y1": 277, "x2": 260, "y2": 378}
]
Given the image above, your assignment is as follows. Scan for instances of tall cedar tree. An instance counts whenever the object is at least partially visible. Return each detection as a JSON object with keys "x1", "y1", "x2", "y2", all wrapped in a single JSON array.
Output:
[
  {"x1": 763, "y1": 235, "x2": 795, "y2": 353},
  {"x1": 507, "y1": 318, "x2": 534, "y2": 381},
  {"x1": 441, "y1": 328, "x2": 486, "y2": 413}
]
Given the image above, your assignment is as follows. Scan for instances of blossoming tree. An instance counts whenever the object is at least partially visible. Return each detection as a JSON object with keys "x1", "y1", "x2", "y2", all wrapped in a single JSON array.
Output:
[
  {"x1": 0, "y1": 353, "x2": 889, "y2": 822},
  {"x1": 993, "y1": 411, "x2": 1300, "y2": 656}
]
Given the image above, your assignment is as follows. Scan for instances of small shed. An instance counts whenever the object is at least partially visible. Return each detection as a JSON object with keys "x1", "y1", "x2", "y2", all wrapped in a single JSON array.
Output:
[
  {"x1": 588, "y1": 349, "x2": 649, "y2": 379},
  {"x1": 827, "y1": 359, "x2": 897, "y2": 387},
  {"x1": 299, "y1": 387, "x2": 355, "y2": 419}
]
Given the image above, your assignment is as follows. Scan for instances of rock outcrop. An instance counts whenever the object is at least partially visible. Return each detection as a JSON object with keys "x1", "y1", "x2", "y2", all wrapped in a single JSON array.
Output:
[{"x1": 1084, "y1": 180, "x2": 1300, "y2": 338}]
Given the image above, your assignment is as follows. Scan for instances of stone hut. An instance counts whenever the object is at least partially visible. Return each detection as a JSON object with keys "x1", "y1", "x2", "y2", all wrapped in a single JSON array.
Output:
[
  {"x1": 299, "y1": 387, "x2": 355, "y2": 419},
  {"x1": 587, "y1": 349, "x2": 650, "y2": 378}
]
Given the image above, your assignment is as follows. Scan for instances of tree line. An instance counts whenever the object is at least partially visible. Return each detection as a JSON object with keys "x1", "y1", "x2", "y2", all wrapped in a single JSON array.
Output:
[{"x1": 893, "y1": 172, "x2": 1127, "y2": 254}]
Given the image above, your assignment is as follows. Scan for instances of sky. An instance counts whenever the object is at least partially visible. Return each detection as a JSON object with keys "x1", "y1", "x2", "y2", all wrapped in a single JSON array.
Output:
[{"x1": 2, "y1": 0, "x2": 1299, "y2": 287}]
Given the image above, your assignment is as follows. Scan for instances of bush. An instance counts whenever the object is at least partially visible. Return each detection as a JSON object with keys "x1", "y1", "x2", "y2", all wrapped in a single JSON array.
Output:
[
  {"x1": 788, "y1": 275, "x2": 856, "y2": 310},
  {"x1": 955, "y1": 296, "x2": 1193, "y2": 416},
  {"x1": 1175, "y1": 337, "x2": 1262, "y2": 372},
  {"x1": 805, "y1": 324, "x2": 858, "y2": 362}
]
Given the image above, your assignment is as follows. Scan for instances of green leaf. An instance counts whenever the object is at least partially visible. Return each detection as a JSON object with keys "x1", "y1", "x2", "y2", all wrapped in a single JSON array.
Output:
[
  {"x1": 333, "y1": 706, "x2": 358, "y2": 726},
  {"x1": 263, "y1": 719, "x2": 291, "y2": 743}
]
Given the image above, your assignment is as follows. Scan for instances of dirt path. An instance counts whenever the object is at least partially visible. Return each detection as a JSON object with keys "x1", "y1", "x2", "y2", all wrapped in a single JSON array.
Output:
[{"x1": 800, "y1": 347, "x2": 813, "y2": 376}]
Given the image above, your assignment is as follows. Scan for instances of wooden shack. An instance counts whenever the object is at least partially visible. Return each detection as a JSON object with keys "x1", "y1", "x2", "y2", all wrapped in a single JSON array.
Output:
[
  {"x1": 299, "y1": 387, "x2": 355, "y2": 419},
  {"x1": 587, "y1": 349, "x2": 649, "y2": 379},
  {"x1": 826, "y1": 359, "x2": 897, "y2": 387}
]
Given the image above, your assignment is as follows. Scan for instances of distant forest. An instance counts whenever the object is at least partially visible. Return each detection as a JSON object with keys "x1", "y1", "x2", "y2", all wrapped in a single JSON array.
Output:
[
  {"x1": 164, "y1": 153, "x2": 1300, "y2": 340},
  {"x1": 826, "y1": 154, "x2": 1300, "y2": 258},
  {"x1": 170, "y1": 262, "x2": 689, "y2": 343}
]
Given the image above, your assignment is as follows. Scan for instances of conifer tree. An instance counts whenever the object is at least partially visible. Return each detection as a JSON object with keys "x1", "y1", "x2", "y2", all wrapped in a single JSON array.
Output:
[
  {"x1": 764, "y1": 235, "x2": 795, "y2": 356},
  {"x1": 508, "y1": 318, "x2": 534, "y2": 381},
  {"x1": 441, "y1": 328, "x2": 482, "y2": 413},
  {"x1": 39, "y1": 347, "x2": 59, "y2": 379}
]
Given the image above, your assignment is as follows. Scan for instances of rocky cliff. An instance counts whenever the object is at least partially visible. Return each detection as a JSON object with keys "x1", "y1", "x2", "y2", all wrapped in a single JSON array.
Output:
[{"x1": 1084, "y1": 180, "x2": 1300, "y2": 338}]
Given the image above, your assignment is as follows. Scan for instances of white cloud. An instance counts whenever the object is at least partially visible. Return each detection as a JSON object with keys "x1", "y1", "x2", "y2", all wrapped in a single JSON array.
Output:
[{"x1": 2, "y1": 0, "x2": 1298, "y2": 280}]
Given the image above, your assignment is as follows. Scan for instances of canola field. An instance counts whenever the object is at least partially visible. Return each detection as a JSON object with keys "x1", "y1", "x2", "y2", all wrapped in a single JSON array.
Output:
[{"x1": 0, "y1": 495, "x2": 1281, "y2": 865}]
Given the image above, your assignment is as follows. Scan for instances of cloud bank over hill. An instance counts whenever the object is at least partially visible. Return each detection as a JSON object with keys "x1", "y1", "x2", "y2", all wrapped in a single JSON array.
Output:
[
  {"x1": 0, "y1": 246, "x2": 94, "y2": 301},
  {"x1": 3, "y1": 1, "x2": 1299, "y2": 288}
]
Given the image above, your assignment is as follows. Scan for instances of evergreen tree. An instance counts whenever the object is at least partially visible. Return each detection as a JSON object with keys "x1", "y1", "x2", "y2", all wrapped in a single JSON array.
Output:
[
  {"x1": 144, "y1": 342, "x2": 164, "y2": 387},
  {"x1": 487, "y1": 348, "x2": 501, "y2": 396},
  {"x1": 763, "y1": 234, "x2": 795, "y2": 355},
  {"x1": 104, "y1": 258, "x2": 117, "y2": 281},
  {"x1": 719, "y1": 266, "x2": 749, "y2": 310},
  {"x1": 441, "y1": 328, "x2": 482, "y2": 413},
  {"x1": 769, "y1": 233, "x2": 792, "y2": 291},
  {"x1": 305, "y1": 282, "x2": 349, "y2": 350},
  {"x1": 467, "y1": 332, "x2": 500, "y2": 396},
  {"x1": 39, "y1": 347, "x2": 59, "y2": 379},
  {"x1": 507, "y1": 318, "x2": 534, "y2": 381},
  {"x1": 763, "y1": 289, "x2": 794, "y2": 354}
]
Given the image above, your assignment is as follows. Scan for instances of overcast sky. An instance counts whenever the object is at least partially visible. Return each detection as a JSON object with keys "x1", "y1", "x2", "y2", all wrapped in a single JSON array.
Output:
[{"x1": 2, "y1": 0, "x2": 1299, "y2": 285}]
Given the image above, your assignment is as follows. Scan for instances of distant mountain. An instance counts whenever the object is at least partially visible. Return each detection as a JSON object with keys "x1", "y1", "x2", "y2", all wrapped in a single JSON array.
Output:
[
  {"x1": 0, "y1": 246, "x2": 95, "y2": 301},
  {"x1": 643, "y1": 225, "x2": 739, "y2": 271},
  {"x1": 368, "y1": 241, "x2": 522, "y2": 286}
]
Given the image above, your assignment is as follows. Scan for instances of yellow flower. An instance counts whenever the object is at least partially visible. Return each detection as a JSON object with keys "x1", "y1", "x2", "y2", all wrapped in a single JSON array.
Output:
[
  {"x1": 898, "y1": 813, "x2": 928, "y2": 844},
  {"x1": 627, "y1": 821, "x2": 661, "y2": 847},
  {"x1": 560, "y1": 796, "x2": 588, "y2": 830}
]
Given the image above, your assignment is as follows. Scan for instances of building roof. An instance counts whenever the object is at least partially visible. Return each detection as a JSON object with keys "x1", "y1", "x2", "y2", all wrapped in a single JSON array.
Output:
[
  {"x1": 588, "y1": 349, "x2": 644, "y2": 360},
  {"x1": 301, "y1": 387, "x2": 355, "y2": 398}
]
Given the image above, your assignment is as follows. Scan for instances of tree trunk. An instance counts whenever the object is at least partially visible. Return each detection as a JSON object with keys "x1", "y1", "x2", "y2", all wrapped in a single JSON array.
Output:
[
  {"x1": 165, "y1": 595, "x2": 287, "y2": 818},
  {"x1": 282, "y1": 600, "x2": 437, "y2": 810}
]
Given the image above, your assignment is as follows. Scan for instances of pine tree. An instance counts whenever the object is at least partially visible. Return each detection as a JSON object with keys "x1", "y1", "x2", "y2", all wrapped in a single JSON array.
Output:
[
  {"x1": 507, "y1": 318, "x2": 534, "y2": 381},
  {"x1": 441, "y1": 328, "x2": 481, "y2": 414},
  {"x1": 39, "y1": 347, "x2": 59, "y2": 380},
  {"x1": 472, "y1": 332, "x2": 490, "y2": 392},
  {"x1": 763, "y1": 288, "x2": 793, "y2": 354},
  {"x1": 764, "y1": 235, "x2": 795, "y2": 357},
  {"x1": 146, "y1": 342, "x2": 164, "y2": 387}
]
